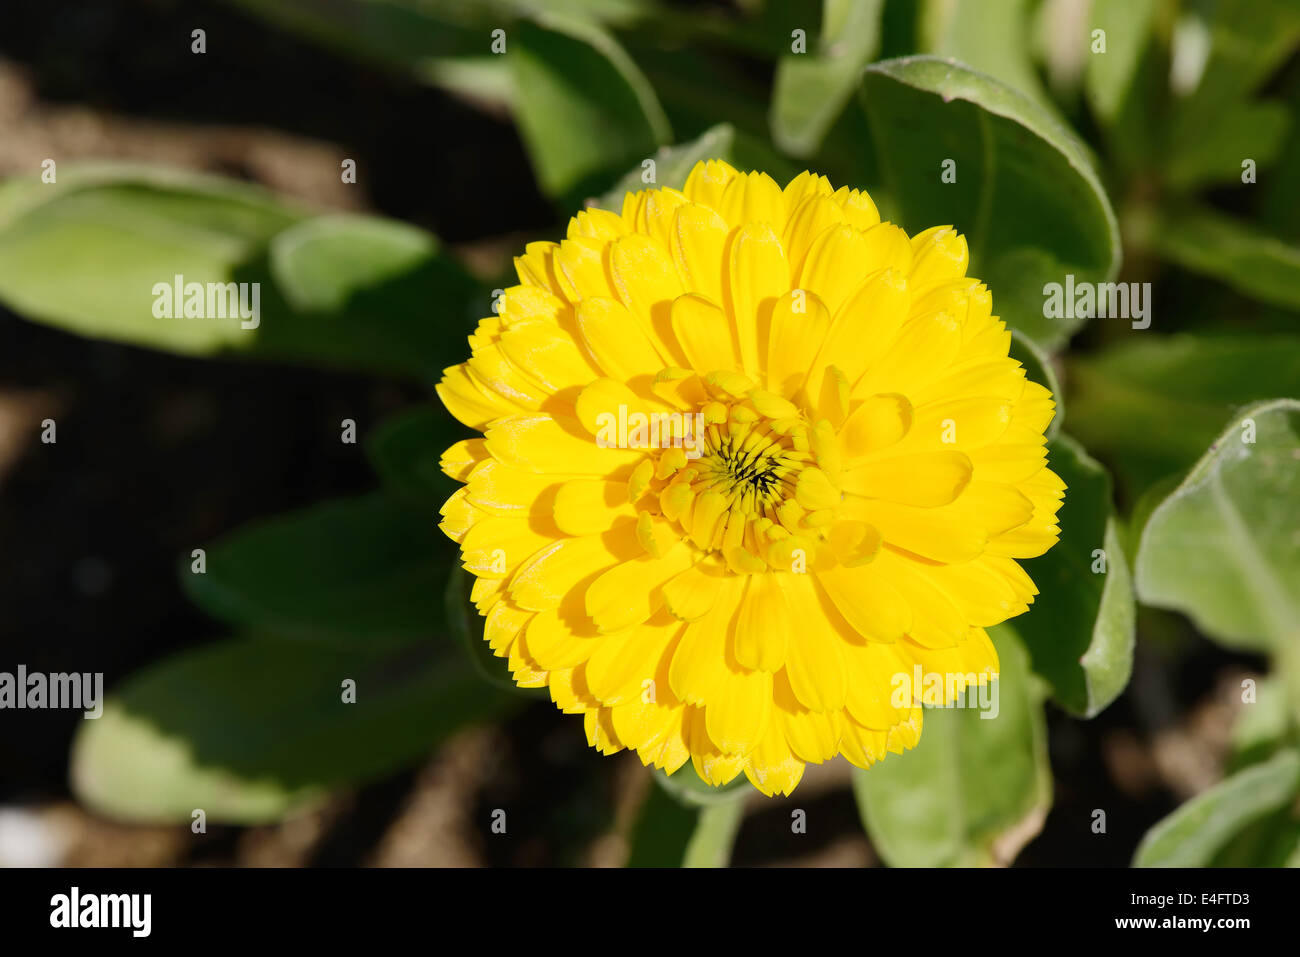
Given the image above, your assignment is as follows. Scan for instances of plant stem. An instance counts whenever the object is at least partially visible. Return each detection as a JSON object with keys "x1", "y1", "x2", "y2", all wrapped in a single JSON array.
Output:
[{"x1": 682, "y1": 795, "x2": 747, "y2": 868}]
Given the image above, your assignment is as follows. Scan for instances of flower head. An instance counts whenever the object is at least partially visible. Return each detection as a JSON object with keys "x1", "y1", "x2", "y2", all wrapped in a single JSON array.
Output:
[{"x1": 437, "y1": 160, "x2": 1063, "y2": 795}]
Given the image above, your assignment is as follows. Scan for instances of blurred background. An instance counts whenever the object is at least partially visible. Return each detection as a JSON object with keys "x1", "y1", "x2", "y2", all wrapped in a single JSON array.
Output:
[{"x1": 0, "y1": 0, "x2": 1295, "y2": 867}]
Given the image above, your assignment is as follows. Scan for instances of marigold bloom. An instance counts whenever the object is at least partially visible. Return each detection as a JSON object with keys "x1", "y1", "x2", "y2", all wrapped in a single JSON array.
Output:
[{"x1": 437, "y1": 160, "x2": 1063, "y2": 795}]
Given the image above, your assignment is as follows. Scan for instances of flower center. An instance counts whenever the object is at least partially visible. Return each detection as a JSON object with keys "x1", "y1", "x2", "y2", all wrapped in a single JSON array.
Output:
[
  {"x1": 699, "y1": 425, "x2": 796, "y2": 510},
  {"x1": 627, "y1": 379, "x2": 854, "y2": 574}
]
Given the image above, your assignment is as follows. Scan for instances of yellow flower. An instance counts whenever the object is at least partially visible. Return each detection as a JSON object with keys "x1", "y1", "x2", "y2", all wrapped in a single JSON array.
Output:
[{"x1": 437, "y1": 160, "x2": 1063, "y2": 796}]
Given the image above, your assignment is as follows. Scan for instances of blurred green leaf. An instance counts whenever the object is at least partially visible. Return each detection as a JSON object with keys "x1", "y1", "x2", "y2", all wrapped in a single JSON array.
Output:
[
  {"x1": 0, "y1": 166, "x2": 480, "y2": 378},
  {"x1": 1135, "y1": 398, "x2": 1300, "y2": 652},
  {"x1": 593, "y1": 123, "x2": 735, "y2": 210},
  {"x1": 266, "y1": 212, "x2": 481, "y2": 376},
  {"x1": 852, "y1": 627, "x2": 1051, "y2": 866},
  {"x1": 271, "y1": 213, "x2": 457, "y2": 316},
  {"x1": 630, "y1": 45, "x2": 774, "y2": 149},
  {"x1": 1166, "y1": 103, "x2": 1290, "y2": 191},
  {"x1": 70, "y1": 635, "x2": 515, "y2": 824},
  {"x1": 512, "y1": 14, "x2": 670, "y2": 201},
  {"x1": 1068, "y1": 334, "x2": 1300, "y2": 499},
  {"x1": 1161, "y1": 0, "x2": 1300, "y2": 190},
  {"x1": 365, "y1": 405, "x2": 465, "y2": 507},
  {"x1": 770, "y1": 0, "x2": 884, "y2": 156},
  {"x1": 1085, "y1": 0, "x2": 1160, "y2": 126},
  {"x1": 1016, "y1": 436, "x2": 1135, "y2": 718},
  {"x1": 921, "y1": 0, "x2": 1055, "y2": 114},
  {"x1": 1260, "y1": 99, "x2": 1300, "y2": 242},
  {"x1": 224, "y1": 0, "x2": 490, "y2": 70},
  {"x1": 1208, "y1": 805, "x2": 1300, "y2": 867},
  {"x1": 593, "y1": 123, "x2": 796, "y2": 211},
  {"x1": 1227, "y1": 676, "x2": 1291, "y2": 774},
  {"x1": 1152, "y1": 207, "x2": 1300, "y2": 311},
  {"x1": 223, "y1": 0, "x2": 657, "y2": 95},
  {"x1": 1134, "y1": 748, "x2": 1300, "y2": 867},
  {"x1": 1181, "y1": 0, "x2": 1300, "y2": 101},
  {"x1": 858, "y1": 56, "x2": 1120, "y2": 350},
  {"x1": 183, "y1": 492, "x2": 446, "y2": 649},
  {"x1": 0, "y1": 167, "x2": 300, "y2": 353}
]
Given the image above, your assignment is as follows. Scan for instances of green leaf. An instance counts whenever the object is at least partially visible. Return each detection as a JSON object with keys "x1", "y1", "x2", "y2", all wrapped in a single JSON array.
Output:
[
  {"x1": 1163, "y1": 0, "x2": 1300, "y2": 190},
  {"x1": 512, "y1": 13, "x2": 670, "y2": 201},
  {"x1": 593, "y1": 123, "x2": 735, "y2": 211},
  {"x1": 857, "y1": 56, "x2": 1120, "y2": 349},
  {"x1": 70, "y1": 635, "x2": 516, "y2": 824},
  {"x1": 1008, "y1": 329, "x2": 1062, "y2": 439},
  {"x1": 1151, "y1": 207, "x2": 1300, "y2": 311},
  {"x1": 1067, "y1": 334, "x2": 1300, "y2": 498},
  {"x1": 592, "y1": 122, "x2": 797, "y2": 212},
  {"x1": 0, "y1": 166, "x2": 480, "y2": 378},
  {"x1": 1207, "y1": 805, "x2": 1300, "y2": 867},
  {"x1": 852, "y1": 627, "x2": 1051, "y2": 866},
  {"x1": 1135, "y1": 398, "x2": 1300, "y2": 651},
  {"x1": 0, "y1": 167, "x2": 300, "y2": 354},
  {"x1": 630, "y1": 43, "x2": 778, "y2": 151},
  {"x1": 1084, "y1": 0, "x2": 1160, "y2": 126},
  {"x1": 222, "y1": 0, "x2": 656, "y2": 83},
  {"x1": 770, "y1": 0, "x2": 884, "y2": 157},
  {"x1": 365, "y1": 405, "x2": 465, "y2": 507},
  {"x1": 1165, "y1": 103, "x2": 1290, "y2": 191},
  {"x1": 1133, "y1": 748, "x2": 1300, "y2": 867},
  {"x1": 183, "y1": 492, "x2": 447, "y2": 650},
  {"x1": 223, "y1": 0, "x2": 488, "y2": 71},
  {"x1": 1179, "y1": 0, "x2": 1300, "y2": 102},
  {"x1": 1014, "y1": 436, "x2": 1135, "y2": 717},
  {"x1": 266, "y1": 212, "x2": 481, "y2": 376},
  {"x1": 921, "y1": 0, "x2": 1055, "y2": 114},
  {"x1": 1227, "y1": 677, "x2": 1291, "y2": 774}
]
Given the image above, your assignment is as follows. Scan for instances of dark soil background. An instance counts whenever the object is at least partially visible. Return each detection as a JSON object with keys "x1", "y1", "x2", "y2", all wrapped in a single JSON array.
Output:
[{"x1": 0, "y1": 0, "x2": 1267, "y2": 866}]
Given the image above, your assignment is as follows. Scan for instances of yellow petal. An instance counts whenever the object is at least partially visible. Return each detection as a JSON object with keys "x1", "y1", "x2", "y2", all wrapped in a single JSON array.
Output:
[
  {"x1": 816, "y1": 563, "x2": 912, "y2": 642},
  {"x1": 585, "y1": 543, "x2": 696, "y2": 633},
  {"x1": 510, "y1": 532, "x2": 628, "y2": 612},
  {"x1": 780, "y1": 574, "x2": 847, "y2": 711},
  {"x1": 553, "y1": 478, "x2": 635, "y2": 535},
  {"x1": 486, "y1": 413, "x2": 642, "y2": 475},
  {"x1": 766, "y1": 289, "x2": 831, "y2": 398},
  {"x1": 732, "y1": 572, "x2": 789, "y2": 671},
  {"x1": 609, "y1": 233, "x2": 687, "y2": 362},
  {"x1": 671, "y1": 292, "x2": 741, "y2": 373},
  {"x1": 576, "y1": 296, "x2": 666, "y2": 380},
  {"x1": 670, "y1": 203, "x2": 730, "y2": 305},
  {"x1": 727, "y1": 222, "x2": 789, "y2": 374},
  {"x1": 682, "y1": 159, "x2": 739, "y2": 210},
  {"x1": 841, "y1": 450, "x2": 973, "y2": 507}
]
